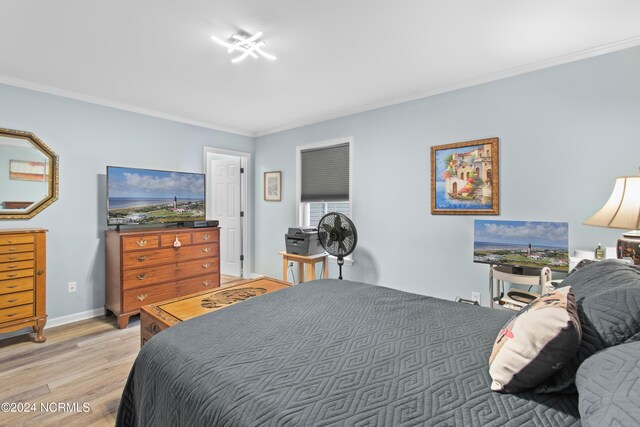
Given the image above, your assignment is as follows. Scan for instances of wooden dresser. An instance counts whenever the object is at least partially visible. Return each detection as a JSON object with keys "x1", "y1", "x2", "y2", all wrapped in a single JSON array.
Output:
[
  {"x1": 105, "y1": 227, "x2": 220, "y2": 328},
  {"x1": 0, "y1": 228, "x2": 47, "y2": 342}
]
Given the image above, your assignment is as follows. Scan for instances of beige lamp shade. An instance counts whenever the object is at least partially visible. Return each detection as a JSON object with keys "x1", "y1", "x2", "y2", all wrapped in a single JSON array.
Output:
[{"x1": 584, "y1": 176, "x2": 640, "y2": 235}]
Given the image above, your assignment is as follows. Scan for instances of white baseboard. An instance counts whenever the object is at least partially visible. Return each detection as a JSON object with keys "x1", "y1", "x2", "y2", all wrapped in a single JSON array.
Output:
[
  {"x1": 0, "y1": 307, "x2": 105, "y2": 341},
  {"x1": 2, "y1": 274, "x2": 266, "y2": 341},
  {"x1": 47, "y1": 308, "x2": 105, "y2": 328}
]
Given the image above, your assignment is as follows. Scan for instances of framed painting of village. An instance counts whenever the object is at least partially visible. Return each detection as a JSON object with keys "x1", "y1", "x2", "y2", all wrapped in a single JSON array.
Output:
[{"x1": 430, "y1": 137, "x2": 499, "y2": 215}]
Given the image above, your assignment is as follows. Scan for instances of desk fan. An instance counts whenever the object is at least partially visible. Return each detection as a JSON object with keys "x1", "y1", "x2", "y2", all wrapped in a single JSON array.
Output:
[{"x1": 317, "y1": 212, "x2": 358, "y2": 279}]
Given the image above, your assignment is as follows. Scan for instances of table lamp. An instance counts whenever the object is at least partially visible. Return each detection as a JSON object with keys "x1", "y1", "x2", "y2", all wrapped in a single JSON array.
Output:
[{"x1": 584, "y1": 176, "x2": 640, "y2": 265}]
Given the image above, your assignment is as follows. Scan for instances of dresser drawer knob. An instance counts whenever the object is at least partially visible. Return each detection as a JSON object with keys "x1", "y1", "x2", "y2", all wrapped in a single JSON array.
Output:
[
  {"x1": 8, "y1": 256, "x2": 17, "y2": 261},
  {"x1": 136, "y1": 240, "x2": 147, "y2": 247},
  {"x1": 6, "y1": 312, "x2": 17, "y2": 317},
  {"x1": 202, "y1": 247, "x2": 210, "y2": 253},
  {"x1": 7, "y1": 299, "x2": 17, "y2": 303},
  {"x1": 37, "y1": 270, "x2": 44, "y2": 276},
  {"x1": 7, "y1": 274, "x2": 17, "y2": 278},
  {"x1": 137, "y1": 273, "x2": 148, "y2": 280},
  {"x1": 202, "y1": 280, "x2": 210, "y2": 287},
  {"x1": 202, "y1": 234, "x2": 210, "y2": 241},
  {"x1": 136, "y1": 294, "x2": 148, "y2": 302},
  {"x1": 136, "y1": 255, "x2": 148, "y2": 262},
  {"x1": 7, "y1": 240, "x2": 12, "y2": 243},
  {"x1": 202, "y1": 262, "x2": 211, "y2": 269},
  {"x1": 7, "y1": 285, "x2": 17, "y2": 289},
  {"x1": 7, "y1": 265, "x2": 17, "y2": 269},
  {"x1": 8, "y1": 248, "x2": 17, "y2": 252}
]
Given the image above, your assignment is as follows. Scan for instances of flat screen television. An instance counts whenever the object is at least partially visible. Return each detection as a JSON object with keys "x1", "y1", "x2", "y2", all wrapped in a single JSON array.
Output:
[
  {"x1": 473, "y1": 220, "x2": 569, "y2": 272},
  {"x1": 107, "y1": 166, "x2": 205, "y2": 226}
]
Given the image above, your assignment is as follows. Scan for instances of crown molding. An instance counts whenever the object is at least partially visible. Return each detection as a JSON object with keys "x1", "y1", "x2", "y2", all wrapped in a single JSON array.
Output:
[
  {"x1": 255, "y1": 35, "x2": 640, "y2": 137},
  {"x1": 0, "y1": 75, "x2": 253, "y2": 137}
]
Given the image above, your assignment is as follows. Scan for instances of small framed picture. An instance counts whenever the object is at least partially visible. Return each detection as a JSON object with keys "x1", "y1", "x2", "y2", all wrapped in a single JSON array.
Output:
[
  {"x1": 9, "y1": 159, "x2": 47, "y2": 182},
  {"x1": 430, "y1": 137, "x2": 499, "y2": 215},
  {"x1": 264, "y1": 171, "x2": 282, "y2": 201}
]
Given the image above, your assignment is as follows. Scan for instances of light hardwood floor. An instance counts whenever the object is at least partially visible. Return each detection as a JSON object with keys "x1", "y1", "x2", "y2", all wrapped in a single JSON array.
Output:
[{"x1": 0, "y1": 275, "x2": 252, "y2": 427}]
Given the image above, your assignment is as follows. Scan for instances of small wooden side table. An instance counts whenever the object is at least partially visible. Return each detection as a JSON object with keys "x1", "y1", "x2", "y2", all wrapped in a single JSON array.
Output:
[{"x1": 279, "y1": 252, "x2": 328, "y2": 284}]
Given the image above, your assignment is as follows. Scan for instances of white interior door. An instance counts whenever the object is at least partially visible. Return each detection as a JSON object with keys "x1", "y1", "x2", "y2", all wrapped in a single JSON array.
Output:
[{"x1": 212, "y1": 157, "x2": 242, "y2": 277}]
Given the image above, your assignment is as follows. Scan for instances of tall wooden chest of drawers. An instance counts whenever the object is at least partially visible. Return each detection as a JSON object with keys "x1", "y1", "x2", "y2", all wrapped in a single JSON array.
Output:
[
  {"x1": 105, "y1": 227, "x2": 220, "y2": 328},
  {"x1": 0, "y1": 228, "x2": 47, "y2": 342}
]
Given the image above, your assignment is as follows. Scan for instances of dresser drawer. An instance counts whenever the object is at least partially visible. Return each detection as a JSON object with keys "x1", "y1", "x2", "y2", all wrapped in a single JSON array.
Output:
[
  {"x1": 178, "y1": 273, "x2": 220, "y2": 295},
  {"x1": 0, "y1": 269, "x2": 33, "y2": 281},
  {"x1": 0, "y1": 291, "x2": 34, "y2": 309},
  {"x1": 184, "y1": 243, "x2": 219, "y2": 261},
  {"x1": 0, "y1": 277, "x2": 34, "y2": 295},
  {"x1": 160, "y1": 233, "x2": 192, "y2": 248},
  {"x1": 0, "y1": 304, "x2": 33, "y2": 322},
  {"x1": 122, "y1": 235, "x2": 159, "y2": 252},
  {"x1": 0, "y1": 244, "x2": 34, "y2": 255},
  {"x1": 0, "y1": 252, "x2": 34, "y2": 263},
  {"x1": 193, "y1": 230, "x2": 218, "y2": 244},
  {"x1": 122, "y1": 244, "x2": 218, "y2": 270},
  {"x1": 122, "y1": 248, "x2": 176, "y2": 270},
  {"x1": 123, "y1": 282, "x2": 178, "y2": 312},
  {"x1": 123, "y1": 257, "x2": 218, "y2": 289},
  {"x1": 176, "y1": 257, "x2": 218, "y2": 278},
  {"x1": 0, "y1": 235, "x2": 34, "y2": 246},
  {"x1": 123, "y1": 263, "x2": 180, "y2": 289},
  {"x1": 0, "y1": 260, "x2": 34, "y2": 273}
]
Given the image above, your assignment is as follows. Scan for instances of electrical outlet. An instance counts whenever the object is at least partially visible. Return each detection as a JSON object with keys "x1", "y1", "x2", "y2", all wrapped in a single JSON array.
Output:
[
  {"x1": 471, "y1": 292, "x2": 481, "y2": 305},
  {"x1": 68, "y1": 281, "x2": 77, "y2": 293}
]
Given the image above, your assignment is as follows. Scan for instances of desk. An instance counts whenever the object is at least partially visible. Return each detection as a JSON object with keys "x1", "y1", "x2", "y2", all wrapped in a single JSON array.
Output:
[
  {"x1": 279, "y1": 252, "x2": 328, "y2": 284},
  {"x1": 489, "y1": 265, "x2": 552, "y2": 310}
]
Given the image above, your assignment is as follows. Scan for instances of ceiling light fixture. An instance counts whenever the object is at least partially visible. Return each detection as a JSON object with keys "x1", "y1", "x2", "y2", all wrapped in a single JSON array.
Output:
[{"x1": 211, "y1": 30, "x2": 276, "y2": 63}]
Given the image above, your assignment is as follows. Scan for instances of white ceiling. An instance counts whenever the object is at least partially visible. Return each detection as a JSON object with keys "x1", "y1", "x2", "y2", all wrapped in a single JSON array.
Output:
[{"x1": 1, "y1": 1, "x2": 640, "y2": 136}]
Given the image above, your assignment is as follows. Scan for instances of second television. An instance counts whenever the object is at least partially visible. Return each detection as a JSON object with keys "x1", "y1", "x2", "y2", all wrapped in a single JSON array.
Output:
[
  {"x1": 473, "y1": 220, "x2": 569, "y2": 272},
  {"x1": 107, "y1": 166, "x2": 205, "y2": 226}
]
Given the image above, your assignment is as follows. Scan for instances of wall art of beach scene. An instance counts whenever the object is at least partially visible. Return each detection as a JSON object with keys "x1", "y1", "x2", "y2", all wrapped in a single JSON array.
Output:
[
  {"x1": 473, "y1": 220, "x2": 569, "y2": 271},
  {"x1": 107, "y1": 166, "x2": 205, "y2": 225}
]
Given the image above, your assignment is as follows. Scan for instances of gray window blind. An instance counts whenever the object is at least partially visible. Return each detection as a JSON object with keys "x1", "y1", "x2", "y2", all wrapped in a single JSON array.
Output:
[{"x1": 301, "y1": 143, "x2": 349, "y2": 202}]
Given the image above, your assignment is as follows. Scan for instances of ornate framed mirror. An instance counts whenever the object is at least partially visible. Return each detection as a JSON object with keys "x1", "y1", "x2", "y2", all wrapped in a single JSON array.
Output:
[{"x1": 0, "y1": 128, "x2": 59, "y2": 219}]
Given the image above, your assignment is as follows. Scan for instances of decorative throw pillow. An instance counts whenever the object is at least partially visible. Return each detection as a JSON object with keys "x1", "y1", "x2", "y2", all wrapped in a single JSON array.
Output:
[
  {"x1": 576, "y1": 341, "x2": 640, "y2": 427},
  {"x1": 534, "y1": 260, "x2": 640, "y2": 393},
  {"x1": 489, "y1": 286, "x2": 582, "y2": 393}
]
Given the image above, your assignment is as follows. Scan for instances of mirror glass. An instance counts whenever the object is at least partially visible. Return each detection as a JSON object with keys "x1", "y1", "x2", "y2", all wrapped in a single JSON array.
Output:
[{"x1": 0, "y1": 128, "x2": 58, "y2": 219}]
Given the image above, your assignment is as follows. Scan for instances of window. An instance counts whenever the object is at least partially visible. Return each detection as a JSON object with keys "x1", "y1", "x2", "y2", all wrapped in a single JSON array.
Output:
[
  {"x1": 308, "y1": 201, "x2": 350, "y2": 227},
  {"x1": 297, "y1": 138, "x2": 353, "y2": 229}
]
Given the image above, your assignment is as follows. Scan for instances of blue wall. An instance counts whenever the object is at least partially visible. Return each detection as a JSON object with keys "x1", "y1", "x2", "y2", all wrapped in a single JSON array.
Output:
[
  {"x1": 254, "y1": 47, "x2": 640, "y2": 303},
  {"x1": 1, "y1": 45, "x2": 639, "y2": 322},
  {"x1": 0, "y1": 83, "x2": 253, "y2": 320}
]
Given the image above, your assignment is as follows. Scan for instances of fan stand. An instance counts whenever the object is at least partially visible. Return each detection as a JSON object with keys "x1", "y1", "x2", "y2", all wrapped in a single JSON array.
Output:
[{"x1": 337, "y1": 256, "x2": 344, "y2": 280}]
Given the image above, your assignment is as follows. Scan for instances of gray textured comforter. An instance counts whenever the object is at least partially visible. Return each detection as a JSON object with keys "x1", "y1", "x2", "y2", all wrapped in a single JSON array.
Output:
[{"x1": 117, "y1": 279, "x2": 580, "y2": 426}]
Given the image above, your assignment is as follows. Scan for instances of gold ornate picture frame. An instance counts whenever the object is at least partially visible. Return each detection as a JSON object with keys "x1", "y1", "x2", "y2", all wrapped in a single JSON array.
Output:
[{"x1": 430, "y1": 137, "x2": 499, "y2": 215}]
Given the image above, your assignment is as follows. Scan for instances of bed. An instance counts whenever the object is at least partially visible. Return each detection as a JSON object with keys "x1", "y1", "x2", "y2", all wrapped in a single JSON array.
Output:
[{"x1": 116, "y1": 275, "x2": 592, "y2": 426}]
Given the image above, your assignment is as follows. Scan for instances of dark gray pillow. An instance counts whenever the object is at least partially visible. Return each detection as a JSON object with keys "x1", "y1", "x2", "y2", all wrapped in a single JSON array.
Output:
[
  {"x1": 535, "y1": 260, "x2": 640, "y2": 393},
  {"x1": 562, "y1": 260, "x2": 640, "y2": 359},
  {"x1": 576, "y1": 341, "x2": 640, "y2": 427}
]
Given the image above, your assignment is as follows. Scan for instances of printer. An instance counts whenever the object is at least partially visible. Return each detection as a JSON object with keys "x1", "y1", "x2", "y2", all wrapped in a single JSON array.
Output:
[{"x1": 285, "y1": 227, "x2": 325, "y2": 256}]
